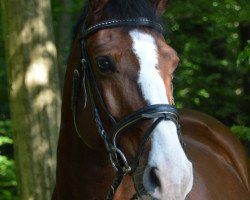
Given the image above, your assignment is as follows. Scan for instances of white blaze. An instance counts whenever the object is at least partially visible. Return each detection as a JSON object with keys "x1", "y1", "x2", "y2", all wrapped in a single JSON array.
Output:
[{"x1": 129, "y1": 30, "x2": 193, "y2": 200}]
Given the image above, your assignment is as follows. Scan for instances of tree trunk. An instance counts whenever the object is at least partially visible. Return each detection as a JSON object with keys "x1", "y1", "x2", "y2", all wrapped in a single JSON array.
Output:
[{"x1": 1, "y1": 0, "x2": 61, "y2": 200}]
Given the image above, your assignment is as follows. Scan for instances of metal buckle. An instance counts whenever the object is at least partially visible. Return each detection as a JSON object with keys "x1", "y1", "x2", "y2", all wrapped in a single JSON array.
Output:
[{"x1": 109, "y1": 147, "x2": 132, "y2": 175}]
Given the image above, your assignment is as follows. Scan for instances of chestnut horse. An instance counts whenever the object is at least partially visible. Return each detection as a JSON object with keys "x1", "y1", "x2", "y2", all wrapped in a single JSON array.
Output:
[{"x1": 52, "y1": 0, "x2": 250, "y2": 199}]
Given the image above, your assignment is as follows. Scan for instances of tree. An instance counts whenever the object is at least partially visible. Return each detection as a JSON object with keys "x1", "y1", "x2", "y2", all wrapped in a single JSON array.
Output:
[
  {"x1": 0, "y1": 0, "x2": 61, "y2": 199},
  {"x1": 165, "y1": 0, "x2": 250, "y2": 126}
]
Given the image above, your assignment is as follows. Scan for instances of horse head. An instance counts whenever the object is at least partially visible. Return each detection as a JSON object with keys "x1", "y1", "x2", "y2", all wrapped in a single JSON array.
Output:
[{"x1": 70, "y1": 0, "x2": 193, "y2": 199}]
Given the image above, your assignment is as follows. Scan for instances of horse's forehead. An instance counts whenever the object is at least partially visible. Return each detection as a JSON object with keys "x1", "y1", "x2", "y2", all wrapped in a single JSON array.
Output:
[
  {"x1": 88, "y1": 28, "x2": 132, "y2": 51},
  {"x1": 88, "y1": 28, "x2": 161, "y2": 52}
]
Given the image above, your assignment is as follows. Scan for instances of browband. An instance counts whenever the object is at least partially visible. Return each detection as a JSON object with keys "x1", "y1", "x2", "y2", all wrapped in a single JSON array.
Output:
[{"x1": 81, "y1": 17, "x2": 164, "y2": 39}]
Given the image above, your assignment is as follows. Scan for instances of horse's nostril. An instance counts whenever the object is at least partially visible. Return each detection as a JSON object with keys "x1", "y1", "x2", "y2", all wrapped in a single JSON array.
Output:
[{"x1": 149, "y1": 167, "x2": 161, "y2": 189}]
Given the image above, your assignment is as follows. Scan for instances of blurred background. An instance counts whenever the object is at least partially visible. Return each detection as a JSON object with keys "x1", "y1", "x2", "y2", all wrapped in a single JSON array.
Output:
[{"x1": 0, "y1": 0, "x2": 249, "y2": 199}]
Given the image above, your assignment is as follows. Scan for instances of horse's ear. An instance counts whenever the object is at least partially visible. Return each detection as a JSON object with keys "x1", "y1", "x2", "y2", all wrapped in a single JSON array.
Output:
[
  {"x1": 89, "y1": 0, "x2": 109, "y2": 13},
  {"x1": 151, "y1": 0, "x2": 168, "y2": 16}
]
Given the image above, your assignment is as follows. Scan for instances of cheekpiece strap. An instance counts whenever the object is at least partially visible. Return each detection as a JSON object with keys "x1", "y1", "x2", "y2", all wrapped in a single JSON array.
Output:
[{"x1": 81, "y1": 17, "x2": 164, "y2": 40}]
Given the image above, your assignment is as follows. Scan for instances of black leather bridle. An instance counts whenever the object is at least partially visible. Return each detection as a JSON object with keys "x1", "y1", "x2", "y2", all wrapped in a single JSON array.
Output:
[{"x1": 71, "y1": 17, "x2": 184, "y2": 200}]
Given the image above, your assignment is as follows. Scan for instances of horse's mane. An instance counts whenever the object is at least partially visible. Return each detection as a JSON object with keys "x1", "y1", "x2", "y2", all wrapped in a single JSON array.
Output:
[{"x1": 73, "y1": 0, "x2": 162, "y2": 40}]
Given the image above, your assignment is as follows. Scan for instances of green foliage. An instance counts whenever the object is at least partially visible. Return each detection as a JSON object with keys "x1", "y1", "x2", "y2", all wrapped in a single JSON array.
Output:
[
  {"x1": 237, "y1": 40, "x2": 250, "y2": 66},
  {"x1": 0, "y1": 120, "x2": 11, "y2": 137},
  {"x1": 231, "y1": 125, "x2": 250, "y2": 157},
  {"x1": 165, "y1": 0, "x2": 250, "y2": 126},
  {"x1": 0, "y1": 156, "x2": 16, "y2": 186},
  {"x1": 0, "y1": 12, "x2": 9, "y2": 119},
  {"x1": 0, "y1": 136, "x2": 12, "y2": 146},
  {"x1": 51, "y1": 0, "x2": 85, "y2": 56},
  {"x1": 0, "y1": 9, "x2": 16, "y2": 200},
  {"x1": 0, "y1": 120, "x2": 17, "y2": 200},
  {"x1": 231, "y1": 125, "x2": 250, "y2": 141}
]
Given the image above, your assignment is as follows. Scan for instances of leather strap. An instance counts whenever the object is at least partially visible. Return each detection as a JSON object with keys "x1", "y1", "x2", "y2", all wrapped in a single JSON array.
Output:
[
  {"x1": 81, "y1": 17, "x2": 164, "y2": 39},
  {"x1": 112, "y1": 104, "x2": 179, "y2": 139}
]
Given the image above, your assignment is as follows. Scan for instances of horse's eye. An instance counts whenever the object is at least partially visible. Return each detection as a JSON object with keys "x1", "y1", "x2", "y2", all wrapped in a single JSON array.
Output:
[{"x1": 95, "y1": 56, "x2": 116, "y2": 73}]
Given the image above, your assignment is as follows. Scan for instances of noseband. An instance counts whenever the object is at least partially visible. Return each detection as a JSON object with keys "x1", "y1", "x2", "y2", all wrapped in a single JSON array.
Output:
[{"x1": 71, "y1": 17, "x2": 185, "y2": 200}]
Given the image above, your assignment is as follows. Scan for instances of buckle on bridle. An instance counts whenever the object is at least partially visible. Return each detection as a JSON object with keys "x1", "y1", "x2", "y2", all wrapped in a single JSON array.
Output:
[{"x1": 109, "y1": 147, "x2": 132, "y2": 175}]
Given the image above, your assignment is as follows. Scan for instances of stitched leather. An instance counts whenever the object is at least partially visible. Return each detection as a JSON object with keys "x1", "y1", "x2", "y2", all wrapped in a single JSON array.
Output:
[{"x1": 81, "y1": 17, "x2": 164, "y2": 39}]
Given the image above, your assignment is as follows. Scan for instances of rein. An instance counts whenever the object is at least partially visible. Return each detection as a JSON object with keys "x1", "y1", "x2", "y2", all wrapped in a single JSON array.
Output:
[{"x1": 71, "y1": 17, "x2": 184, "y2": 200}]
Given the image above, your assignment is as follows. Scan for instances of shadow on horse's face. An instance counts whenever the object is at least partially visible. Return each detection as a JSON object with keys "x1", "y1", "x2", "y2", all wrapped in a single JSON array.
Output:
[{"x1": 84, "y1": 26, "x2": 193, "y2": 199}]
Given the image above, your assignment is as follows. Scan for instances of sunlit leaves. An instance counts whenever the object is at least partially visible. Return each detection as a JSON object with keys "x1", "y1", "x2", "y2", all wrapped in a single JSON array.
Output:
[
  {"x1": 231, "y1": 125, "x2": 250, "y2": 141},
  {"x1": 0, "y1": 120, "x2": 17, "y2": 200},
  {"x1": 165, "y1": 0, "x2": 250, "y2": 125},
  {"x1": 237, "y1": 40, "x2": 250, "y2": 66}
]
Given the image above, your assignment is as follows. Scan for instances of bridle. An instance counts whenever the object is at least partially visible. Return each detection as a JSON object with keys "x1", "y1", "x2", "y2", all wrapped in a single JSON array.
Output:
[{"x1": 71, "y1": 17, "x2": 185, "y2": 200}]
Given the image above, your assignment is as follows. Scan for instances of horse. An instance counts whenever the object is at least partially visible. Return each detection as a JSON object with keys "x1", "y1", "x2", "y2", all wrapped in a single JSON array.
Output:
[{"x1": 52, "y1": 0, "x2": 250, "y2": 199}]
